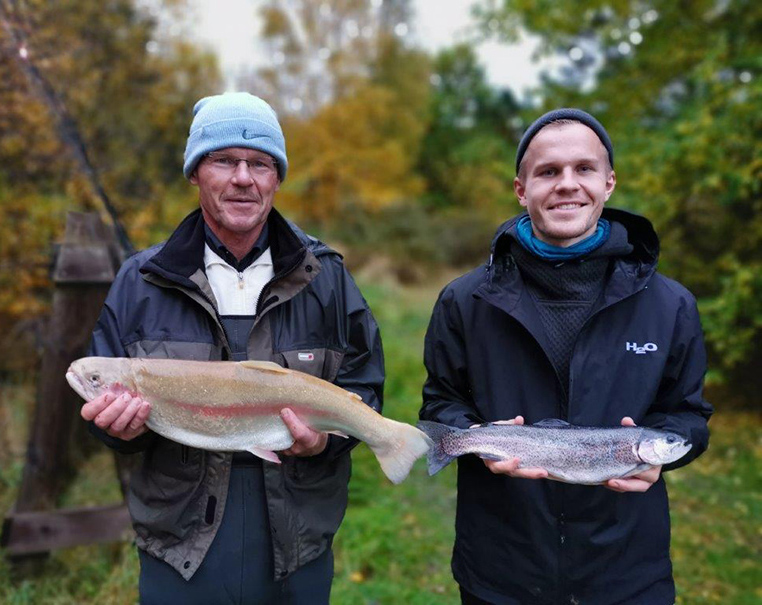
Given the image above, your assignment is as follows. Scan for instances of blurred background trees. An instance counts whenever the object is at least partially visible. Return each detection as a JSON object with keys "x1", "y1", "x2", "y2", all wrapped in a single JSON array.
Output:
[
  {"x1": 0, "y1": 0, "x2": 219, "y2": 371},
  {"x1": 0, "y1": 0, "x2": 759, "y2": 402}
]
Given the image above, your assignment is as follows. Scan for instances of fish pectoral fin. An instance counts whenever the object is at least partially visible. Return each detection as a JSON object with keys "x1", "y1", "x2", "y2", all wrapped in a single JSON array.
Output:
[
  {"x1": 246, "y1": 446, "x2": 282, "y2": 464},
  {"x1": 239, "y1": 360, "x2": 290, "y2": 375},
  {"x1": 326, "y1": 430, "x2": 350, "y2": 439},
  {"x1": 534, "y1": 418, "x2": 571, "y2": 428}
]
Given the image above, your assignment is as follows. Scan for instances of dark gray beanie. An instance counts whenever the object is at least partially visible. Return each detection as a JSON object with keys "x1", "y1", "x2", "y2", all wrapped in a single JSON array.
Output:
[{"x1": 515, "y1": 108, "x2": 614, "y2": 174}]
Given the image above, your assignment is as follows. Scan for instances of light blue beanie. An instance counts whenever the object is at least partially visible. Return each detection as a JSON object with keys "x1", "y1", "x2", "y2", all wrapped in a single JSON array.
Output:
[{"x1": 183, "y1": 92, "x2": 288, "y2": 181}]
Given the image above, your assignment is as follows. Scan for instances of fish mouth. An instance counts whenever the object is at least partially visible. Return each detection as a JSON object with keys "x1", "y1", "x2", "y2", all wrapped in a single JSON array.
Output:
[
  {"x1": 671, "y1": 442, "x2": 692, "y2": 462},
  {"x1": 66, "y1": 369, "x2": 90, "y2": 400}
]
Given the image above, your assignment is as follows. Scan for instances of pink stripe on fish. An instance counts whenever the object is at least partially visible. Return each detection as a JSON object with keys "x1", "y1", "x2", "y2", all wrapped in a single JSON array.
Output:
[{"x1": 169, "y1": 399, "x2": 332, "y2": 419}]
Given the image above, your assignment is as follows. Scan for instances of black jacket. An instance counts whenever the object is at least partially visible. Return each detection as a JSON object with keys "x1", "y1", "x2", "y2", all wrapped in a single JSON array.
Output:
[
  {"x1": 420, "y1": 209, "x2": 712, "y2": 605},
  {"x1": 89, "y1": 208, "x2": 384, "y2": 580}
]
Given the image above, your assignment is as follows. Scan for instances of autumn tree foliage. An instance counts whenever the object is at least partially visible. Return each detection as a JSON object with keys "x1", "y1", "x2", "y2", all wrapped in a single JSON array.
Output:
[
  {"x1": 0, "y1": 0, "x2": 220, "y2": 368},
  {"x1": 241, "y1": 0, "x2": 430, "y2": 223}
]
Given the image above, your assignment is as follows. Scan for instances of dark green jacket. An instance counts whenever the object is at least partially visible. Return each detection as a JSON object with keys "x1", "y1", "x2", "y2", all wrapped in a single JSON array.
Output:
[{"x1": 89, "y1": 208, "x2": 384, "y2": 580}]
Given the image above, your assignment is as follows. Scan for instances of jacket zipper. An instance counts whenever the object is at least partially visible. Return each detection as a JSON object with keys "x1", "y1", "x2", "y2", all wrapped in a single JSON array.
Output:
[
  {"x1": 565, "y1": 272, "x2": 649, "y2": 415},
  {"x1": 556, "y1": 270, "x2": 648, "y2": 603}
]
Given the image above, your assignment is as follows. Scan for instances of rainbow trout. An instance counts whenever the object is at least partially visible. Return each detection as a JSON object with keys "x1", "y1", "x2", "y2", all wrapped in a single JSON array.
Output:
[
  {"x1": 67, "y1": 356, "x2": 431, "y2": 484},
  {"x1": 417, "y1": 419, "x2": 691, "y2": 484}
]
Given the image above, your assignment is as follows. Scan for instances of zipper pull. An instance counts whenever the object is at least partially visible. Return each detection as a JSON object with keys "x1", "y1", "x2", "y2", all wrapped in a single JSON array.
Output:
[{"x1": 238, "y1": 271, "x2": 244, "y2": 290}]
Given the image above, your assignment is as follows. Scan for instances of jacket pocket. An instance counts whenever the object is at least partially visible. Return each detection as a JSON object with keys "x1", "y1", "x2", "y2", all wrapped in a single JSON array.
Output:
[
  {"x1": 279, "y1": 348, "x2": 344, "y2": 382},
  {"x1": 131, "y1": 437, "x2": 204, "y2": 538},
  {"x1": 143, "y1": 437, "x2": 202, "y2": 482}
]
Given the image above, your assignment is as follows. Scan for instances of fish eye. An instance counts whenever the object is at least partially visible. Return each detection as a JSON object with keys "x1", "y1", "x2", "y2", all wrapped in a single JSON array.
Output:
[
  {"x1": 89, "y1": 374, "x2": 101, "y2": 384},
  {"x1": 666, "y1": 435, "x2": 676, "y2": 443}
]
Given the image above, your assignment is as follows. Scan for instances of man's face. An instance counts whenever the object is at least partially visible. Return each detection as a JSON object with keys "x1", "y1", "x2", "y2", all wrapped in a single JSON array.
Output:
[
  {"x1": 190, "y1": 146, "x2": 280, "y2": 242},
  {"x1": 514, "y1": 123, "x2": 616, "y2": 247}
]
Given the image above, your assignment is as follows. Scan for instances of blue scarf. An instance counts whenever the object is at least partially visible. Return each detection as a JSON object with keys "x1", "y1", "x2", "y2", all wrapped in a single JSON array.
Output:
[{"x1": 516, "y1": 216, "x2": 611, "y2": 261}]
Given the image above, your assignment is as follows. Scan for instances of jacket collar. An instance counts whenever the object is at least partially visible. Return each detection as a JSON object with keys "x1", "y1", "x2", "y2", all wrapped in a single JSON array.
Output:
[
  {"x1": 476, "y1": 208, "x2": 660, "y2": 316},
  {"x1": 487, "y1": 208, "x2": 659, "y2": 268},
  {"x1": 141, "y1": 207, "x2": 331, "y2": 287}
]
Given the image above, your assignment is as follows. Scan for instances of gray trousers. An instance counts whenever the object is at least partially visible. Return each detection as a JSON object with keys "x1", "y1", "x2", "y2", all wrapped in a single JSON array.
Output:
[{"x1": 139, "y1": 463, "x2": 333, "y2": 604}]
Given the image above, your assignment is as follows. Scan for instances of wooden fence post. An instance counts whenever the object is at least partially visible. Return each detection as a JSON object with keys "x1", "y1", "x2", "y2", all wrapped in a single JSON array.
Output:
[
  {"x1": 13, "y1": 211, "x2": 122, "y2": 511},
  {"x1": 14, "y1": 212, "x2": 121, "y2": 498},
  {"x1": 1, "y1": 212, "x2": 137, "y2": 560}
]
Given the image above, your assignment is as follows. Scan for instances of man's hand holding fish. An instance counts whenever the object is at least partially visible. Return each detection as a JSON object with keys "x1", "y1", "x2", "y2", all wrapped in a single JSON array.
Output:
[
  {"x1": 475, "y1": 416, "x2": 549, "y2": 480},
  {"x1": 278, "y1": 408, "x2": 329, "y2": 457},
  {"x1": 81, "y1": 391, "x2": 151, "y2": 441}
]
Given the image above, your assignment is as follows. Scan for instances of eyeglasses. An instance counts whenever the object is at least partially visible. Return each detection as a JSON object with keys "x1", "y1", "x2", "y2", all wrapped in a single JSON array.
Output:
[{"x1": 204, "y1": 152, "x2": 278, "y2": 177}]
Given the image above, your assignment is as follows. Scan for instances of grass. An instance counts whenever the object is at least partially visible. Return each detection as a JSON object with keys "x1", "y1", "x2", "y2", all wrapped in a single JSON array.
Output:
[{"x1": 0, "y1": 277, "x2": 760, "y2": 604}]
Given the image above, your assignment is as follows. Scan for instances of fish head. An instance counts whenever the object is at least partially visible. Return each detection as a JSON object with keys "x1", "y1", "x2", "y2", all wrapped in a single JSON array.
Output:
[
  {"x1": 66, "y1": 357, "x2": 133, "y2": 401},
  {"x1": 637, "y1": 430, "x2": 692, "y2": 465}
]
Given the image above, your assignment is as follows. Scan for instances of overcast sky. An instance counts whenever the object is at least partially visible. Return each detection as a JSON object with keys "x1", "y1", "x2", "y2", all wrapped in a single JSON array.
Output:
[{"x1": 188, "y1": 0, "x2": 555, "y2": 99}]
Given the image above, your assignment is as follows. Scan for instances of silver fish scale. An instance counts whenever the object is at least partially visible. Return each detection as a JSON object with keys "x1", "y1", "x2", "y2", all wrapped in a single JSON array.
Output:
[{"x1": 453, "y1": 425, "x2": 646, "y2": 484}]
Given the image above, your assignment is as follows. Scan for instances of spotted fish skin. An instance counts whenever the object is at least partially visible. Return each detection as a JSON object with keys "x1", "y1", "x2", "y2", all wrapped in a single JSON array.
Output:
[{"x1": 417, "y1": 419, "x2": 691, "y2": 484}]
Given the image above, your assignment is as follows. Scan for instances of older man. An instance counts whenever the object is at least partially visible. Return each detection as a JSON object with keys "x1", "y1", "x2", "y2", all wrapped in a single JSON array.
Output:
[
  {"x1": 80, "y1": 93, "x2": 384, "y2": 604},
  {"x1": 420, "y1": 108, "x2": 712, "y2": 604}
]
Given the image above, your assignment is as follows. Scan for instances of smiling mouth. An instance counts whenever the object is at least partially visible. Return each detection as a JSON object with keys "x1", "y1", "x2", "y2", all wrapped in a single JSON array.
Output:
[{"x1": 551, "y1": 203, "x2": 585, "y2": 210}]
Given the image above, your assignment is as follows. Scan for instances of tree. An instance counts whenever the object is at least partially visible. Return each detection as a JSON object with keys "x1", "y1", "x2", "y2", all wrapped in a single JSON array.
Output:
[
  {"x1": 241, "y1": 0, "x2": 431, "y2": 224},
  {"x1": 0, "y1": 0, "x2": 221, "y2": 370},
  {"x1": 417, "y1": 44, "x2": 521, "y2": 218}
]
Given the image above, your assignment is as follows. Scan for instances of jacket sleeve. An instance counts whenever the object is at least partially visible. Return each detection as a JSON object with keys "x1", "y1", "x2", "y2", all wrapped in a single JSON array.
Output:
[
  {"x1": 86, "y1": 276, "x2": 158, "y2": 455},
  {"x1": 642, "y1": 295, "x2": 713, "y2": 471},
  {"x1": 419, "y1": 286, "x2": 483, "y2": 429},
  {"x1": 321, "y1": 264, "x2": 385, "y2": 459}
]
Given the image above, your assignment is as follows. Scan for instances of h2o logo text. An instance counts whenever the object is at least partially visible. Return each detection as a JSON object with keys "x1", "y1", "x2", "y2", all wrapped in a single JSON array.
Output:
[{"x1": 626, "y1": 342, "x2": 658, "y2": 355}]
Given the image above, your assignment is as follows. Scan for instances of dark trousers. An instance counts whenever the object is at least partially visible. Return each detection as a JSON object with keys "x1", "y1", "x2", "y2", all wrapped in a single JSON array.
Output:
[{"x1": 139, "y1": 464, "x2": 333, "y2": 604}]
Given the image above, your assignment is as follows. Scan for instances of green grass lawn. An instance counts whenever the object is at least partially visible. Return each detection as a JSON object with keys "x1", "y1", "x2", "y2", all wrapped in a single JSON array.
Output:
[{"x1": 0, "y1": 278, "x2": 759, "y2": 604}]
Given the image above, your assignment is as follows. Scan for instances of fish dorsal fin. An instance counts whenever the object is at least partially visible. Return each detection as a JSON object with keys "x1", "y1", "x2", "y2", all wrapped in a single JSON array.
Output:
[
  {"x1": 534, "y1": 418, "x2": 571, "y2": 428},
  {"x1": 239, "y1": 360, "x2": 290, "y2": 375}
]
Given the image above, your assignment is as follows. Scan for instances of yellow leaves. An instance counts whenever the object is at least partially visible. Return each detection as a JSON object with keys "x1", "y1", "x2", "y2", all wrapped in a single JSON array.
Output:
[{"x1": 278, "y1": 84, "x2": 427, "y2": 222}]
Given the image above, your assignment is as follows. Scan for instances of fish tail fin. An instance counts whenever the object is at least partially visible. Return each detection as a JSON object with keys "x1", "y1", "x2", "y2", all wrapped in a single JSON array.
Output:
[
  {"x1": 367, "y1": 420, "x2": 432, "y2": 485},
  {"x1": 416, "y1": 421, "x2": 459, "y2": 476}
]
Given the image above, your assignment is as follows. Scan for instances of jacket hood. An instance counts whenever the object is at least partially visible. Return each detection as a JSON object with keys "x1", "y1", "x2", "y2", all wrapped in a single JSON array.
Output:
[{"x1": 489, "y1": 208, "x2": 660, "y2": 268}]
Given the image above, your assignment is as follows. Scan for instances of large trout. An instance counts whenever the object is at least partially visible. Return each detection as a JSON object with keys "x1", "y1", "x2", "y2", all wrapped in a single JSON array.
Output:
[
  {"x1": 418, "y1": 419, "x2": 691, "y2": 484},
  {"x1": 67, "y1": 356, "x2": 431, "y2": 484}
]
